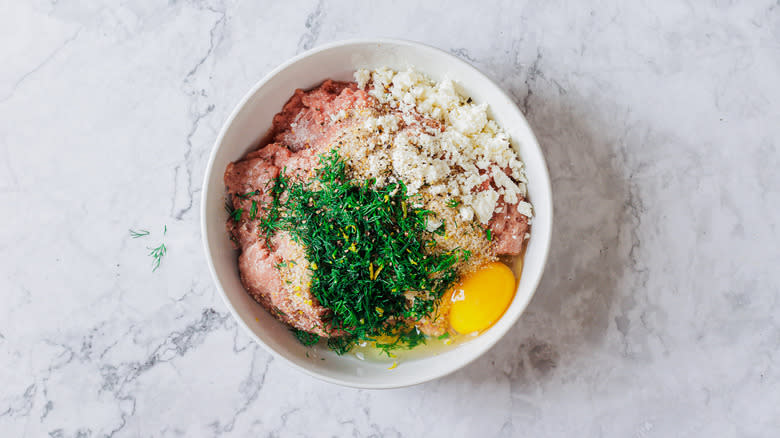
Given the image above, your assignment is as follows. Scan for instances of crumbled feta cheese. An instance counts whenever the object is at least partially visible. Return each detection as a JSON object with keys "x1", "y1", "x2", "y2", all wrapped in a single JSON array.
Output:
[
  {"x1": 391, "y1": 69, "x2": 424, "y2": 92},
  {"x1": 492, "y1": 165, "x2": 522, "y2": 204},
  {"x1": 472, "y1": 189, "x2": 500, "y2": 224},
  {"x1": 426, "y1": 218, "x2": 443, "y2": 232},
  {"x1": 354, "y1": 69, "x2": 371, "y2": 89},
  {"x1": 390, "y1": 144, "x2": 424, "y2": 194},
  {"x1": 353, "y1": 67, "x2": 532, "y2": 226},
  {"x1": 422, "y1": 159, "x2": 450, "y2": 184},
  {"x1": 447, "y1": 180, "x2": 461, "y2": 196},
  {"x1": 429, "y1": 184, "x2": 447, "y2": 195},
  {"x1": 516, "y1": 201, "x2": 534, "y2": 218},
  {"x1": 377, "y1": 114, "x2": 399, "y2": 133},
  {"x1": 448, "y1": 103, "x2": 488, "y2": 135},
  {"x1": 459, "y1": 206, "x2": 474, "y2": 222}
]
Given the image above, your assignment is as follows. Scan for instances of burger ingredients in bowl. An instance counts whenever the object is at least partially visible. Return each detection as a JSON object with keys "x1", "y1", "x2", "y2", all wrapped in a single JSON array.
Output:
[{"x1": 223, "y1": 67, "x2": 533, "y2": 357}]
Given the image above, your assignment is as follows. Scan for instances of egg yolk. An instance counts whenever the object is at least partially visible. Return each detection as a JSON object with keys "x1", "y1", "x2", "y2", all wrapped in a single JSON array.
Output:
[{"x1": 448, "y1": 262, "x2": 517, "y2": 334}]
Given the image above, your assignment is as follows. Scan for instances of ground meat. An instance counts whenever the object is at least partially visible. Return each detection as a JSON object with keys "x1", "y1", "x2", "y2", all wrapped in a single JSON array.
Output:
[
  {"x1": 490, "y1": 200, "x2": 530, "y2": 255},
  {"x1": 270, "y1": 80, "x2": 371, "y2": 152},
  {"x1": 224, "y1": 82, "x2": 369, "y2": 336},
  {"x1": 238, "y1": 233, "x2": 333, "y2": 336}
]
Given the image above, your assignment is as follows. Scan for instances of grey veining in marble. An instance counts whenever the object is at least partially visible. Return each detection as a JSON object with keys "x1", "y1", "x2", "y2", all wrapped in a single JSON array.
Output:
[{"x1": 2, "y1": 1, "x2": 779, "y2": 436}]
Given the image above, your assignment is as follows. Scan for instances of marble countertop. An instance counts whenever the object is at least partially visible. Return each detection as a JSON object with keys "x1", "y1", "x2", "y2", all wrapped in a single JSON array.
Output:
[{"x1": 2, "y1": 1, "x2": 779, "y2": 436}]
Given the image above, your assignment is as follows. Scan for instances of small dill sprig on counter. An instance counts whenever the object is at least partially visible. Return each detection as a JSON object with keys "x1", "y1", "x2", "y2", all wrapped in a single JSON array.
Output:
[
  {"x1": 148, "y1": 243, "x2": 167, "y2": 272},
  {"x1": 129, "y1": 226, "x2": 168, "y2": 272}
]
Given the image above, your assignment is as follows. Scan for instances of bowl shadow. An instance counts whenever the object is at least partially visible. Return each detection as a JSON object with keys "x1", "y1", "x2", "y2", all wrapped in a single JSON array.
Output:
[{"x1": 438, "y1": 61, "x2": 636, "y2": 389}]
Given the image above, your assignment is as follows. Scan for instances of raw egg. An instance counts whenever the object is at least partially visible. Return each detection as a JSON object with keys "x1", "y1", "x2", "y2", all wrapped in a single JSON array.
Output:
[{"x1": 448, "y1": 262, "x2": 516, "y2": 334}]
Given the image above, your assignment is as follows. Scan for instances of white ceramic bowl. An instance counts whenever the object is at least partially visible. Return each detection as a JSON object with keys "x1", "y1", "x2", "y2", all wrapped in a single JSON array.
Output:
[{"x1": 201, "y1": 39, "x2": 552, "y2": 389}]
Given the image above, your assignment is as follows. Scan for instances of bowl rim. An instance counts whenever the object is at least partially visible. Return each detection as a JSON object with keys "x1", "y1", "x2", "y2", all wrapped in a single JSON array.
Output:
[{"x1": 201, "y1": 38, "x2": 553, "y2": 389}]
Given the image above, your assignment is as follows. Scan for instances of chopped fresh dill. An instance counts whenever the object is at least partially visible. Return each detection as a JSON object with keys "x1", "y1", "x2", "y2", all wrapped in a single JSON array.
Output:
[
  {"x1": 291, "y1": 328, "x2": 320, "y2": 346},
  {"x1": 148, "y1": 243, "x2": 167, "y2": 272},
  {"x1": 437, "y1": 332, "x2": 450, "y2": 340},
  {"x1": 260, "y1": 150, "x2": 467, "y2": 354},
  {"x1": 374, "y1": 325, "x2": 427, "y2": 357},
  {"x1": 129, "y1": 229, "x2": 150, "y2": 238},
  {"x1": 258, "y1": 168, "x2": 289, "y2": 245},
  {"x1": 446, "y1": 199, "x2": 460, "y2": 208},
  {"x1": 327, "y1": 336, "x2": 353, "y2": 355},
  {"x1": 238, "y1": 190, "x2": 260, "y2": 199},
  {"x1": 249, "y1": 200, "x2": 258, "y2": 219},
  {"x1": 230, "y1": 208, "x2": 243, "y2": 222},
  {"x1": 486, "y1": 228, "x2": 492, "y2": 241}
]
